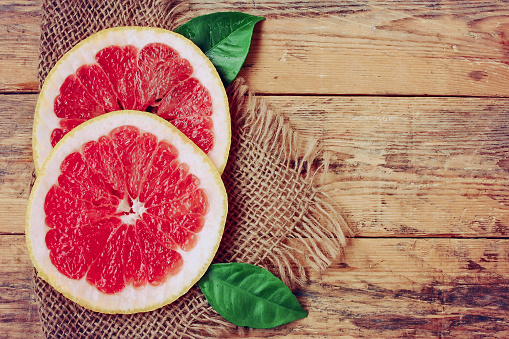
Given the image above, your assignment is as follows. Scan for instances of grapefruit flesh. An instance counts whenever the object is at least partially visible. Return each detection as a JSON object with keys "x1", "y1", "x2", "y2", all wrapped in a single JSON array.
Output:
[
  {"x1": 27, "y1": 111, "x2": 227, "y2": 314},
  {"x1": 45, "y1": 126, "x2": 206, "y2": 294},
  {"x1": 50, "y1": 43, "x2": 209, "y2": 150},
  {"x1": 34, "y1": 27, "x2": 230, "y2": 175}
]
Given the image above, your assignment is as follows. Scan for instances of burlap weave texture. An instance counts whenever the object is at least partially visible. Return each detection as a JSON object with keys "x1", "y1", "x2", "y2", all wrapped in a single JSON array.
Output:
[{"x1": 33, "y1": 1, "x2": 350, "y2": 338}]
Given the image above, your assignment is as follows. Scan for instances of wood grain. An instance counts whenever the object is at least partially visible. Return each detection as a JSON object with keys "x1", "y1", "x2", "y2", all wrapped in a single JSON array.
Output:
[
  {"x1": 1, "y1": 1, "x2": 508, "y2": 338},
  {"x1": 3, "y1": 1, "x2": 509, "y2": 95},
  {"x1": 270, "y1": 96, "x2": 509, "y2": 238},
  {"x1": 0, "y1": 235, "x2": 43, "y2": 339},
  {"x1": 3, "y1": 235, "x2": 508, "y2": 338},
  {"x1": 239, "y1": 12, "x2": 509, "y2": 96},
  {"x1": 0, "y1": 94, "x2": 35, "y2": 234},
  {"x1": 296, "y1": 237, "x2": 509, "y2": 338},
  {"x1": 0, "y1": 0, "x2": 40, "y2": 92}
]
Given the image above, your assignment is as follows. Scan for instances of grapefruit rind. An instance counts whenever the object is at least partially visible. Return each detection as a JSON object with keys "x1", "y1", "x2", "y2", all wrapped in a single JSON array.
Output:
[
  {"x1": 33, "y1": 26, "x2": 230, "y2": 176},
  {"x1": 26, "y1": 110, "x2": 227, "y2": 314}
]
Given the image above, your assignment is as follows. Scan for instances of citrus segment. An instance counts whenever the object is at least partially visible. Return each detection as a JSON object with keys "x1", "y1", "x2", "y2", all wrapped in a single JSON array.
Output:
[
  {"x1": 135, "y1": 43, "x2": 193, "y2": 110},
  {"x1": 157, "y1": 77, "x2": 213, "y2": 119},
  {"x1": 95, "y1": 45, "x2": 138, "y2": 110},
  {"x1": 54, "y1": 75, "x2": 104, "y2": 119},
  {"x1": 45, "y1": 218, "x2": 118, "y2": 280},
  {"x1": 122, "y1": 221, "x2": 148, "y2": 288},
  {"x1": 172, "y1": 117, "x2": 214, "y2": 154},
  {"x1": 44, "y1": 185, "x2": 116, "y2": 229},
  {"x1": 139, "y1": 141, "x2": 179, "y2": 203},
  {"x1": 136, "y1": 219, "x2": 184, "y2": 285},
  {"x1": 58, "y1": 152, "x2": 120, "y2": 207},
  {"x1": 86, "y1": 223, "x2": 129, "y2": 294},
  {"x1": 34, "y1": 27, "x2": 230, "y2": 175},
  {"x1": 27, "y1": 111, "x2": 227, "y2": 314},
  {"x1": 76, "y1": 64, "x2": 121, "y2": 112}
]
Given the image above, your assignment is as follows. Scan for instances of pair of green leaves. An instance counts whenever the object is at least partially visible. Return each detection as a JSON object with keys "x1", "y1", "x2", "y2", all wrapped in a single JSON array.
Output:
[
  {"x1": 176, "y1": 12, "x2": 307, "y2": 329},
  {"x1": 175, "y1": 12, "x2": 264, "y2": 86}
]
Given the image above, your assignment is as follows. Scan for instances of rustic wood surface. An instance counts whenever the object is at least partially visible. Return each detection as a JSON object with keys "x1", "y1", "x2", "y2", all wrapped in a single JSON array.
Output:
[{"x1": 1, "y1": 0, "x2": 508, "y2": 338}]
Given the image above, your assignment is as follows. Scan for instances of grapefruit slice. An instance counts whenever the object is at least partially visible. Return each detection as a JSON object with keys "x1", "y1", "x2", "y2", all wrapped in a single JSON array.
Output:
[
  {"x1": 26, "y1": 110, "x2": 227, "y2": 314},
  {"x1": 33, "y1": 26, "x2": 230, "y2": 176}
]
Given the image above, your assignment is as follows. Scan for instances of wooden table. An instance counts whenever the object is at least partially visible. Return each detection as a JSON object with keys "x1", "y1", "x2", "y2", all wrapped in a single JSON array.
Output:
[{"x1": 1, "y1": 1, "x2": 508, "y2": 337}]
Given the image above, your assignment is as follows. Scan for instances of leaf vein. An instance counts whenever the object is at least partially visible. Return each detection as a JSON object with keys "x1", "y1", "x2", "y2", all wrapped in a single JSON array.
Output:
[
  {"x1": 211, "y1": 277, "x2": 305, "y2": 314},
  {"x1": 203, "y1": 21, "x2": 256, "y2": 56}
]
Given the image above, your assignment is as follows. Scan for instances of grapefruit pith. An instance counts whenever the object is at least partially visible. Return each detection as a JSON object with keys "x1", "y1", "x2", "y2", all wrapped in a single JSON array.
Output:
[
  {"x1": 33, "y1": 26, "x2": 230, "y2": 176},
  {"x1": 26, "y1": 111, "x2": 227, "y2": 314}
]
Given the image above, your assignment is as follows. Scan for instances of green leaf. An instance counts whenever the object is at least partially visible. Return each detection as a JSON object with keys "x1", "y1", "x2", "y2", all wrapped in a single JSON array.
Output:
[
  {"x1": 198, "y1": 263, "x2": 308, "y2": 329},
  {"x1": 175, "y1": 12, "x2": 264, "y2": 86}
]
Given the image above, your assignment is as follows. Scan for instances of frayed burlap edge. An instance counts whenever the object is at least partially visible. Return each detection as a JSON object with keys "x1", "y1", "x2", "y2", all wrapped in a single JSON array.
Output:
[
  {"x1": 177, "y1": 79, "x2": 353, "y2": 338},
  {"x1": 222, "y1": 79, "x2": 352, "y2": 289}
]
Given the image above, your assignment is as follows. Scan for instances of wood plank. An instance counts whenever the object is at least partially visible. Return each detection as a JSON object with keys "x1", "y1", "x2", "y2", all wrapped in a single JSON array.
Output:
[
  {"x1": 239, "y1": 12, "x2": 509, "y2": 96},
  {"x1": 0, "y1": 0, "x2": 41, "y2": 92},
  {"x1": 0, "y1": 93, "x2": 34, "y2": 234},
  {"x1": 288, "y1": 238, "x2": 509, "y2": 338},
  {"x1": 270, "y1": 95, "x2": 509, "y2": 238},
  {"x1": 3, "y1": 1, "x2": 509, "y2": 96},
  {"x1": 0, "y1": 94, "x2": 35, "y2": 204},
  {"x1": 0, "y1": 199, "x2": 27, "y2": 234},
  {"x1": 2, "y1": 235, "x2": 508, "y2": 338},
  {"x1": 0, "y1": 235, "x2": 43, "y2": 339},
  {"x1": 2, "y1": 94, "x2": 509, "y2": 238}
]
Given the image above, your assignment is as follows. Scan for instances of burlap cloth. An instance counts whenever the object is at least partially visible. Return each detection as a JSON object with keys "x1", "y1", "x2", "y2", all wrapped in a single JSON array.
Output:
[{"x1": 33, "y1": 0, "x2": 351, "y2": 337}]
